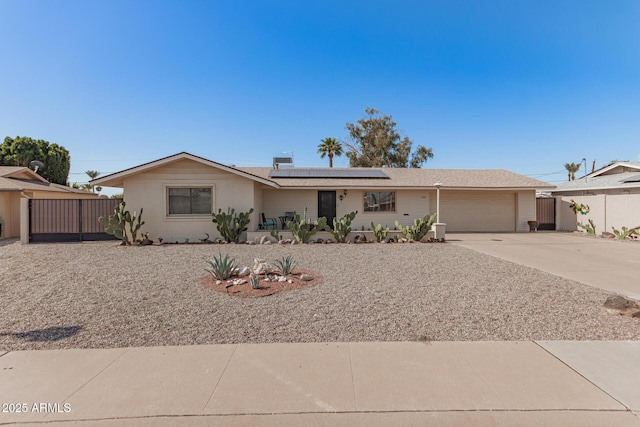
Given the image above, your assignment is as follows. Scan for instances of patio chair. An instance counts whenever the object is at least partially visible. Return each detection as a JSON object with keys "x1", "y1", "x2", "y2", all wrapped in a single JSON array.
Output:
[{"x1": 260, "y1": 213, "x2": 278, "y2": 230}]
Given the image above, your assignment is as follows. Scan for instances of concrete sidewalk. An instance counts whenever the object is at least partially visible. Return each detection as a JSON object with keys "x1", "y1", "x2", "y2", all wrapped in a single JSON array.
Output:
[
  {"x1": 1, "y1": 341, "x2": 639, "y2": 426},
  {"x1": 450, "y1": 232, "x2": 640, "y2": 299}
]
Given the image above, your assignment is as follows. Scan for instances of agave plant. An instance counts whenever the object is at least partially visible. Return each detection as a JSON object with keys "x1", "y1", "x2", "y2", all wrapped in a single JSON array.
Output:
[
  {"x1": 274, "y1": 254, "x2": 296, "y2": 276},
  {"x1": 205, "y1": 251, "x2": 237, "y2": 280}
]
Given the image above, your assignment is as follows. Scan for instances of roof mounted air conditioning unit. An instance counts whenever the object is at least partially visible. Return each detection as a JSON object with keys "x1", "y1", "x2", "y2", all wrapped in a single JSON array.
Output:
[{"x1": 273, "y1": 157, "x2": 294, "y2": 169}]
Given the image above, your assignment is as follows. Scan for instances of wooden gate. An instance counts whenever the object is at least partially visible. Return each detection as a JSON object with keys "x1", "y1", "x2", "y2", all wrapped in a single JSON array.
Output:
[
  {"x1": 29, "y1": 199, "x2": 122, "y2": 243},
  {"x1": 536, "y1": 197, "x2": 556, "y2": 230}
]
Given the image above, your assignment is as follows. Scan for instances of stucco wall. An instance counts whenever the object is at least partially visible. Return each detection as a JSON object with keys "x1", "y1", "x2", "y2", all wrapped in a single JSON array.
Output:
[
  {"x1": 557, "y1": 194, "x2": 640, "y2": 233},
  {"x1": 0, "y1": 192, "x2": 17, "y2": 238},
  {"x1": 122, "y1": 159, "x2": 256, "y2": 241},
  {"x1": 516, "y1": 190, "x2": 536, "y2": 232},
  {"x1": 262, "y1": 189, "x2": 432, "y2": 231}
]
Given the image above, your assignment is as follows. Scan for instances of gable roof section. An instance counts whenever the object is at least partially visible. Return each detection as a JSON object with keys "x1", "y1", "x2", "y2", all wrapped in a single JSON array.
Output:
[
  {"x1": 550, "y1": 161, "x2": 640, "y2": 193},
  {"x1": 91, "y1": 152, "x2": 280, "y2": 188},
  {"x1": 0, "y1": 166, "x2": 95, "y2": 195},
  {"x1": 588, "y1": 161, "x2": 640, "y2": 178},
  {"x1": 0, "y1": 166, "x2": 48, "y2": 182}
]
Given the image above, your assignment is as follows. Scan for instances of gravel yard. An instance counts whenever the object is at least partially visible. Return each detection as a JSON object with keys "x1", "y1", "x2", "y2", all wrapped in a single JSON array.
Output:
[{"x1": 1, "y1": 239, "x2": 638, "y2": 350}]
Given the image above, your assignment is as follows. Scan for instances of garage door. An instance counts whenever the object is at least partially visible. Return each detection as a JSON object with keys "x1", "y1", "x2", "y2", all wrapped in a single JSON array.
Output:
[{"x1": 440, "y1": 191, "x2": 515, "y2": 232}]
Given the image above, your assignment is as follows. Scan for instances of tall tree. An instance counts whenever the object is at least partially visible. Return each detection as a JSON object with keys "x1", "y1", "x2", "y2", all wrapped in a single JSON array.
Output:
[
  {"x1": 317, "y1": 137, "x2": 343, "y2": 167},
  {"x1": 0, "y1": 136, "x2": 70, "y2": 184},
  {"x1": 564, "y1": 162, "x2": 581, "y2": 181},
  {"x1": 344, "y1": 107, "x2": 434, "y2": 168},
  {"x1": 85, "y1": 170, "x2": 101, "y2": 193}
]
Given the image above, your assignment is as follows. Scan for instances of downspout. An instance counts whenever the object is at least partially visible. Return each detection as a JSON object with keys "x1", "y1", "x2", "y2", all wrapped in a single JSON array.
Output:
[{"x1": 603, "y1": 194, "x2": 607, "y2": 232}]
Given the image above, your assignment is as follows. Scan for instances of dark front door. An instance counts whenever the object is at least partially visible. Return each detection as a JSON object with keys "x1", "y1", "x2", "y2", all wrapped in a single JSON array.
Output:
[{"x1": 318, "y1": 191, "x2": 336, "y2": 229}]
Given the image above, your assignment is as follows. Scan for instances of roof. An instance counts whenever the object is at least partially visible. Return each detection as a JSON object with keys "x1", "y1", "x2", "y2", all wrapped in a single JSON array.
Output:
[
  {"x1": 0, "y1": 166, "x2": 48, "y2": 182},
  {"x1": 90, "y1": 152, "x2": 554, "y2": 190},
  {"x1": 91, "y1": 152, "x2": 279, "y2": 188},
  {"x1": 549, "y1": 162, "x2": 640, "y2": 193},
  {"x1": 240, "y1": 166, "x2": 553, "y2": 190},
  {"x1": 0, "y1": 166, "x2": 96, "y2": 195}
]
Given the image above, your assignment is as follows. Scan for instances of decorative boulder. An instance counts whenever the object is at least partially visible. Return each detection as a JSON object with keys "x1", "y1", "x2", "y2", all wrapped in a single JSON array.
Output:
[{"x1": 300, "y1": 274, "x2": 313, "y2": 281}]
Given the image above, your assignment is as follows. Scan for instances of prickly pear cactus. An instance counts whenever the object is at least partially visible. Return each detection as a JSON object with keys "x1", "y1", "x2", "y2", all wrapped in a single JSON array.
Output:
[
  {"x1": 286, "y1": 208, "x2": 330, "y2": 243},
  {"x1": 331, "y1": 211, "x2": 358, "y2": 242},
  {"x1": 98, "y1": 201, "x2": 145, "y2": 245},
  {"x1": 211, "y1": 207, "x2": 254, "y2": 242},
  {"x1": 371, "y1": 222, "x2": 390, "y2": 242},
  {"x1": 395, "y1": 213, "x2": 437, "y2": 241}
]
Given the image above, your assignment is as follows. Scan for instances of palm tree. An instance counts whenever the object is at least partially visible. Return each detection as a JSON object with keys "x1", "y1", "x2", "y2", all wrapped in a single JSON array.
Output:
[
  {"x1": 317, "y1": 137, "x2": 343, "y2": 168},
  {"x1": 85, "y1": 170, "x2": 100, "y2": 193},
  {"x1": 564, "y1": 162, "x2": 581, "y2": 181}
]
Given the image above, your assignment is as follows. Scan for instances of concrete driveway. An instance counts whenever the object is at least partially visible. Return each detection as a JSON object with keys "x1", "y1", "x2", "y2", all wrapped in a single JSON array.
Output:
[{"x1": 450, "y1": 232, "x2": 640, "y2": 300}]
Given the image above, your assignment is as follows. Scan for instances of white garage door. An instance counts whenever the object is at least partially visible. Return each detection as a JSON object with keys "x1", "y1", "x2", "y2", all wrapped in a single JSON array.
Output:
[{"x1": 440, "y1": 191, "x2": 515, "y2": 232}]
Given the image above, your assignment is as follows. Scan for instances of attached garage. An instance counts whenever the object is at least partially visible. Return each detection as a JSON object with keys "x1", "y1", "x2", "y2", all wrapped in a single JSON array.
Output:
[{"x1": 441, "y1": 190, "x2": 516, "y2": 232}]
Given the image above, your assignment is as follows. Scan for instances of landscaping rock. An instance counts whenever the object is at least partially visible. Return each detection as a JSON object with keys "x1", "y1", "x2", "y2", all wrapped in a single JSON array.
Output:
[
  {"x1": 307, "y1": 240, "x2": 315, "y2": 244},
  {"x1": 246, "y1": 241, "x2": 256, "y2": 245},
  {"x1": 260, "y1": 235, "x2": 269, "y2": 245},
  {"x1": 325, "y1": 239, "x2": 334, "y2": 244},
  {"x1": 237, "y1": 266, "x2": 250, "y2": 277},
  {"x1": 264, "y1": 241, "x2": 272, "y2": 245},
  {"x1": 353, "y1": 233, "x2": 367, "y2": 243},
  {"x1": 601, "y1": 232, "x2": 615, "y2": 239},
  {"x1": 316, "y1": 238, "x2": 324, "y2": 244},
  {"x1": 278, "y1": 276, "x2": 287, "y2": 282},
  {"x1": 252, "y1": 259, "x2": 274, "y2": 275},
  {"x1": 300, "y1": 274, "x2": 313, "y2": 281},
  {"x1": 604, "y1": 295, "x2": 639, "y2": 310}
]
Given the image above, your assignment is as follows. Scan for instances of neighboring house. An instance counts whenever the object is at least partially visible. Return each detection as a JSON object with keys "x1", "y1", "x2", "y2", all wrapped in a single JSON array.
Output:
[
  {"x1": 91, "y1": 152, "x2": 553, "y2": 242},
  {"x1": 548, "y1": 161, "x2": 640, "y2": 232},
  {"x1": 0, "y1": 166, "x2": 97, "y2": 239}
]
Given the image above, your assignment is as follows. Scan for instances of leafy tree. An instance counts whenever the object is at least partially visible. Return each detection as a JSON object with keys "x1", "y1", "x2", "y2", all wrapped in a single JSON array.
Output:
[
  {"x1": 564, "y1": 162, "x2": 581, "y2": 181},
  {"x1": 0, "y1": 136, "x2": 70, "y2": 184},
  {"x1": 317, "y1": 137, "x2": 343, "y2": 168},
  {"x1": 344, "y1": 107, "x2": 434, "y2": 168}
]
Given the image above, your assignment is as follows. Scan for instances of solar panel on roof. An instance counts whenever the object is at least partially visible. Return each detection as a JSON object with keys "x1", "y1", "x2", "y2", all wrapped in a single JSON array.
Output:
[{"x1": 268, "y1": 169, "x2": 389, "y2": 179}]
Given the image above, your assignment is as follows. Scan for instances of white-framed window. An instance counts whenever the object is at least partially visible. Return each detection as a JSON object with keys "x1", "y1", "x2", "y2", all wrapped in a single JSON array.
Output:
[
  {"x1": 363, "y1": 191, "x2": 396, "y2": 212},
  {"x1": 167, "y1": 187, "x2": 212, "y2": 215}
]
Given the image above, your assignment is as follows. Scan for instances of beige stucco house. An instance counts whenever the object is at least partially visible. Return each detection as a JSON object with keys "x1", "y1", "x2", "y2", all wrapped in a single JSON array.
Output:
[
  {"x1": 548, "y1": 161, "x2": 640, "y2": 232},
  {"x1": 0, "y1": 166, "x2": 98, "y2": 239},
  {"x1": 91, "y1": 152, "x2": 553, "y2": 242}
]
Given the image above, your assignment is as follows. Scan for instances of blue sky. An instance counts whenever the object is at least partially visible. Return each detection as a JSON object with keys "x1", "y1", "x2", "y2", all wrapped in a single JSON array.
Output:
[{"x1": 1, "y1": 0, "x2": 639, "y2": 194}]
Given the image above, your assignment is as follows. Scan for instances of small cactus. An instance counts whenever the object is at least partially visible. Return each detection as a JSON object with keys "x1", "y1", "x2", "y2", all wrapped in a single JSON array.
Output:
[
  {"x1": 371, "y1": 222, "x2": 390, "y2": 242},
  {"x1": 249, "y1": 274, "x2": 260, "y2": 289}
]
